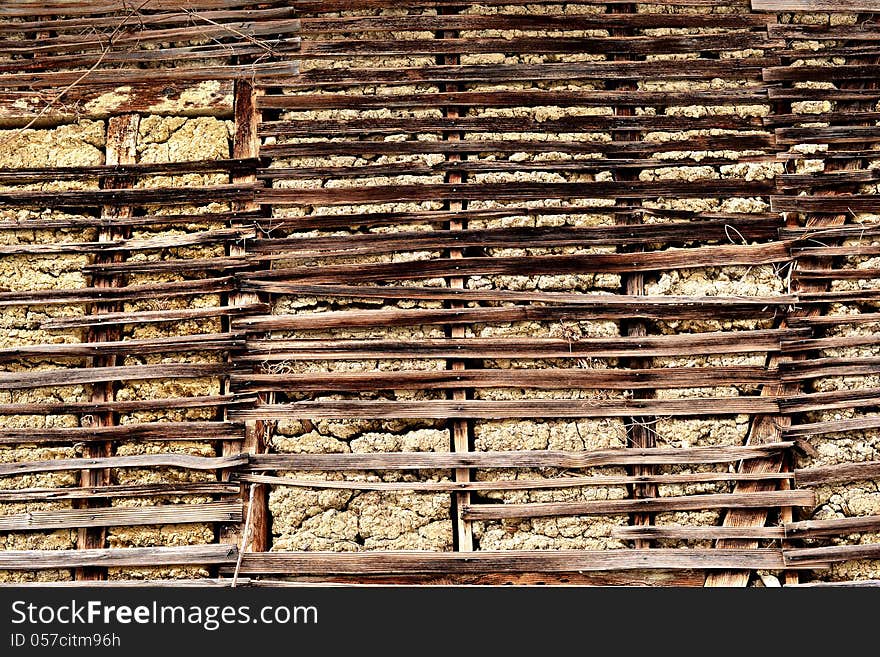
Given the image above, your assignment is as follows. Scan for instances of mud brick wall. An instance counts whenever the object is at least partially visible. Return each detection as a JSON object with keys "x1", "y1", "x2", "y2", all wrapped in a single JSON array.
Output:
[{"x1": 2, "y1": 0, "x2": 880, "y2": 587}]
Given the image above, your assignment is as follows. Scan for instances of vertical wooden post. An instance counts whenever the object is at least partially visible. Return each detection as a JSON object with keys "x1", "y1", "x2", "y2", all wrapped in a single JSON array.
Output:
[
  {"x1": 221, "y1": 78, "x2": 270, "y2": 554},
  {"x1": 76, "y1": 113, "x2": 139, "y2": 581},
  {"x1": 607, "y1": 2, "x2": 656, "y2": 547},
  {"x1": 438, "y1": 9, "x2": 473, "y2": 553}
]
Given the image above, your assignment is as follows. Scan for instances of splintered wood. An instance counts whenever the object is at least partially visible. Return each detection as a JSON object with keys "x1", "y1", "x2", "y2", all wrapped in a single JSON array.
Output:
[{"x1": 0, "y1": 0, "x2": 879, "y2": 586}]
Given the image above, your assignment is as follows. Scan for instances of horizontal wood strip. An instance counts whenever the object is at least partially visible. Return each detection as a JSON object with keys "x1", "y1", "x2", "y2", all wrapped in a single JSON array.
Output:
[
  {"x1": 460, "y1": 491, "x2": 815, "y2": 520},
  {"x1": 230, "y1": 367, "x2": 778, "y2": 393},
  {"x1": 242, "y1": 330, "x2": 804, "y2": 361},
  {"x1": 785, "y1": 515, "x2": 880, "y2": 539},
  {"x1": 0, "y1": 453, "x2": 247, "y2": 477},
  {"x1": 259, "y1": 114, "x2": 765, "y2": 137},
  {"x1": 611, "y1": 525, "x2": 786, "y2": 540},
  {"x1": 0, "y1": 159, "x2": 257, "y2": 183},
  {"x1": 231, "y1": 398, "x2": 782, "y2": 420},
  {"x1": 772, "y1": 196, "x2": 880, "y2": 212},
  {"x1": 0, "y1": 503, "x2": 241, "y2": 532},
  {"x1": 0, "y1": 277, "x2": 234, "y2": 307},
  {"x1": 795, "y1": 461, "x2": 880, "y2": 487},
  {"x1": 42, "y1": 304, "x2": 268, "y2": 330},
  {"x1": 0, "y1": 229, "x2": 249, "y2": 255},
  {"x1": 0, "y1": 421, "x2": 243, "y2": 445},
  {"x1": 0, "y1": 481, "x2": 239, "y2": 502},
  {"x1": 0, "y1": 210, "x2": 258, "y2": 231},
  {"x1": 299, "y1": 34, "x2": 780, "y2": 57},
  {"x1": 232, "y1": 304, "x2": 782, "y2": 332},
  {"x1": 79, "y1": 257, "x2": 252, "y2": 275},
  {"x1": 260, "y1": 181, "x2": 776, "y2": 206},
  {"x1": 0, "y1": 394, "x2": 249, "y2": 416},
  {"x1": 258, "y1": 89, "x2": 770, "y2": 110},
  {"x1": 0, "y1": 185, "x2": 256, "y2": 208},
  {"x1": 260, "y1": 135, "x2": 776, "y2": 158},
  {"x1": 781, "y1": 388, "x2": 880, "y2": 414},
  {"x1": 0, "y1": 545, "x2": 237, "y2": 570},
  {"x1": 239, "y1": 471, "x2": 794, "y2": 492},
  {"x1": 246, "y1": 222, "x2": 781, "y2": 256},
  {"x1": 784, "y1": 416, "x2": 880, "y2": 438},
  {"x1": 247, "y1": 443, "x2": 792, "y2": 471},
  {"x1": 784, "y1": 543, "x2": 880, "y2": 566},
  {"x1": 753, "y1": 0, "x2": 880, "y2": 10},
  {"x1": 227, "y1": 549, "x2": 804, "y2": 575},
  {"x1": 0, "y1": 62, "x2": 299, "y2": 88},
  {"x1": 240, "y1": 243, "x2": 791, "y2": 284},
  {"x1": 0, "y1": 364, "x2": 229, "y2": 390},
  {"x1": 0, "y1": 333, "x2": 242, "y2": 362}
]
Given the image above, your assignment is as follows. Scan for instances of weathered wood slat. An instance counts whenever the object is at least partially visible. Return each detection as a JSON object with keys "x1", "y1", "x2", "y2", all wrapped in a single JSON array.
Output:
[
  {"x1": 0, "y1": 453, "x2": 247, "y2": 477},
  {"x1": 0, "y1": 364, "x2": 229, "y2": 390},
  {"x1": 784, "y1": 543, "x2": 880, "y2": 566},
  {"x1": 782, "y1": 388, "x2": 880, "y2": 414},
  {"x1": 0, "y1": 545, "x2": 237, "y2": 569},
  {"x1": 773, "y1": 195, "x2": 880, "y2": 213},
  {"x1": 0, "y1": 421, "x2": 243, "y2": 445},
  {"x1": 0, "y1": 333, "x2": 242, "y2": 362},
  {"x1": 259, "y1": 114, "x2": 765, "y2": 137},
  {"x1": 612, "y1": 525, "x2": 786, "y2": 540},
  {"x1": 226, "y1": 549, "x2": 805, "y2": 575},
  {"x1": 232, "y1": 304, "x2": 783, "y2": 332},
  {"x1": 785, "y1": 416, "x2": 880, "y2": 439},
  {"x1": 79, "y1": 256, "x2": 252, "y2": 275},
  {"x1": 0, "y1": 502, "x2": 241, "y2": 532},
  {"x1": 753, "y1": 0, "x2": 880, "y2": 10},
  {"x1": 261, "y1": 135, "x2": 776, "y2": 158},
  {"x1": 242, "y1": 330, "x2": 804, "y2": 362},
  {"x1": 795, "y1": 461, "x2": 880, "y2": 487},
  {"x1": 0, "y1": 210, "x2": 257, "y2": 231},
  {"x1": 246, "y1": 443, "x2": 792, "y2": 471},
  {"x1": 0, "y1": 184, "x2": 256, "y2": 208},
  {"x1": 0, "y1": 62, "x2": 299, "y2": 88},
  {"x1": 260, "y1": 181, "x2": 776, "y2": 206},
  {"x1": 460, "y1": 491, "x2": 815, "y2": 520},
  {"x1": 785, "y1": 515, "x2": 880, "y2": 539},
  {"x1": 231, "y1": 398, "x2": 782, "y2": 420},
  {"x1": 258, "y1": 89, "x2": 770, "y2": 110},
  {"x1": 0, "y1": 277, "x2": 234, "y2": 307},
  {"x1": 239, "y1": 243, "x2": 791, "y2": 286},
  {"x1": 0, "y1": 229, "x2": 248, "y2": 255},
  {"x1": 0, "y1": 482, "x2": 239, "y2": 502},
  {"x1": 42, "y1": 304, "x2": 268, "y2": 330},
  {"x1": 230, "y1": 367, "x2": 778, "y2": 393},
  {"x1": 0, "y1": 160, "x2": 257, "y2": 183},
  {"x1": 0, "y1": 394, "x2": 249, "y2": 416},
  {"x1": 239, "y1": 471, "x2": 793, "y2": 492},
  {"x1": 300, "y1": 34, "x2": 780, "y2": 57}
]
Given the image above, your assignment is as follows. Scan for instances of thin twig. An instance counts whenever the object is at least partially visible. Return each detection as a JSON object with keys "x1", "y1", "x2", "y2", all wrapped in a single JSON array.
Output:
[{"x1": 231, "y1": 483, "x2": 255, "y2": 588}]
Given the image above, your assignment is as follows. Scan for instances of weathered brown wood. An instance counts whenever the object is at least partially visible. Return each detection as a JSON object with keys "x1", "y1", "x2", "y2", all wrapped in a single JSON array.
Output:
[
  {"x1": 247, "y1": 443, "x2": 792, "y2": 471},
  {"x1": 785, "y1": 515, "x2": 880, "y2": 539},
  {"x1": 42, "y1": 304, "x2": 267, "y2": 330},
  {"x1": 784, "y1": 543, "x2": 880, "y2": 566},
  {"x1": 0, "y1": 482, "x2": 239, "y2": 502},
  {"x1": 0, "y1": 503, "x2": 241, "y2": 532},
  {"x1": 259, "y1": 180, "x2": 776, "y2": 206},
  {"x1": 242, "y1": 330, "x2": 804, "y2": 362},
  {"x1": 0, "y1": 160, "x2": 257, "y2": 183},
  {"x1": 226, "y1": 548, "x2": 805, "y2": 575},
  {"x1": 239, "y1": 471, "x2": 793, "y2": 491},
  {"x1": 0, "y1": 333, "x2": 242, "y2": 362},
  {"x1": 0, "y1": 229, "x2": 250, "y2": 255},
  {"x1": 0, "y1": 545, "x2": 237, "y2": 570},
  {"x1": 0, "y1": 394, "x2": 247, "y2": 415},
  {"x1": 244, "y1": 221, "x2": 782, "y2": 254},
  {"x1": 231, "y1": 397, "x2": 782, "y2": 420},
  {"x1": 612, "y1": 525, "x2": 786, "y2": 540},
  {"x1": 258, "y1": 89, "x2": 770, "y2": 111},
  {"x1": 785, "y1": 416, "x2": 880, "y2": 438},
  {"x1": 0, "y1": 364, "x2": 229, "y2": 390},
  {"x1": 460, "y1": 491, "x2": 815, "y2": 521},
  {"x1": 0, "y1": 184, "x2": 256, "y2": 208},
  {"x1": 795, "y1": 461, "x2": 880, "y2": 487},
  {"x1": 0, "y1": 454, "x2": 247, "y2": 477},
  {"x1": 0, "y1": 277, "x2": 235, "y2": 307},
  {"x1": 250, "y1": 571, "x2": 706, "y2": 586},
  {"x1": 230, "y1": 367, "x2": 778, "y2": 392},
  {"x1": 0, "y1": 422, "x2": 244, "y2": 445}
]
